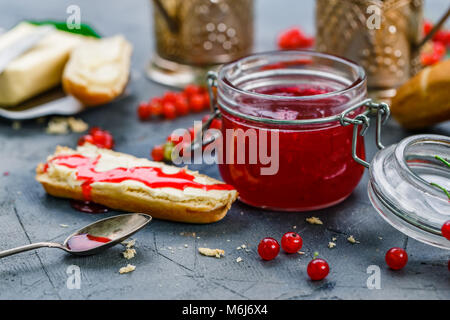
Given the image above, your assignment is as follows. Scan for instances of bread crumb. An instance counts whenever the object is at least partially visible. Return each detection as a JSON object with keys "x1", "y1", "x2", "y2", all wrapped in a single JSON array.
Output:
[
  {"x1": 46, "y1": 117, "x2": 69, "y2": 134},
  {"x1": 293, "y1": 225, "x2": 297, "y2": 229},
  {"x1": 184, "y1": 244, "x2": 188, "y2": 248},
  {"x1": 347, "y1": 235, "x2": 360, "y2": 244},
  {"x1": 236, "y1": 257, "x2": 243, "y2": 263},
  {"x1": 119, "y1": 264, "x2": 136, "y2": 274},
  {"x1": 226, "y1": 239, "x2": 231, "y2": 242},
  {"x1": 298, "y1": 251, "x2": 305, "y2": 255},
  {"x1": 332, "y1": 237, "x2": 337, "y2": 241},
  {"x1": 122, "y1": 248, "x2": 136, "y2": 260},
  {"x1": 59, "y1": 224, "x2": 69, "y2": 228},
  {"x1": 68, "y1": 117, "x2": 88, "y2": 132},
  {"x1": 12, "y1": 121, "x2": 21, "y2": 130},
  {"x1": 180, "y1": 232, "x2": 196, "y2": 237},
  {"x1": 46, "y1": 117, "x2": 88, "y2": 135},
  {"x1": 198, "y1": 247, "x2": 224, "y2": 258},
  {"x1": 36, "y1": 117, "x2": 46, "y2": 124},
  {"x1": 121, "y1": 239, "x2": 136, "y2": 248},
  {"x1": 328, "y1": 241, "x2": 336, "y2": 249},
  {"x1": 241, "y1": 244, "x2": 246, "y2": 249},
  {"x1": 306, "y1": 217, "x2": 323, "y2": 225}
]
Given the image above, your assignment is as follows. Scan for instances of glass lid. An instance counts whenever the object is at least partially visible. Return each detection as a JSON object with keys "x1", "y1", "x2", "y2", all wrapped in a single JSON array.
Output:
[{"x1": 368, "y1": 134, "x2": 450, "y2": 249}]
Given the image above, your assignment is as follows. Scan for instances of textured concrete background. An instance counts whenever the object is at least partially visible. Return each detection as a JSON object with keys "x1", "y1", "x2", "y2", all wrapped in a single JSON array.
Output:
[{"x1": 0, "y1": 0, "x2": 449, "y2": 300}]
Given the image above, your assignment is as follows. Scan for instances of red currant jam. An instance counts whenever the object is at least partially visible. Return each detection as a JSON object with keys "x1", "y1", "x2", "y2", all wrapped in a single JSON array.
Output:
[
  {"x1": 218, "y1": 84, "x2": 365, "y2": 211},
  {"x1": 66, "y1": 234, "x2": 111, "y2": 252}
]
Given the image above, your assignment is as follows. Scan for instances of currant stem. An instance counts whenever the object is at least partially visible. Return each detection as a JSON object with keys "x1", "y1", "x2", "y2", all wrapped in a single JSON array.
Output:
[
  {"x1": 435, "y1": 155, "x2": 450, "y2": 168},
  {"x1": 430, "y1": 183, "x2": 450, "y2": 200},
  {"x1": 431, "y1": 155, "x2": 450, "y2": 200}
]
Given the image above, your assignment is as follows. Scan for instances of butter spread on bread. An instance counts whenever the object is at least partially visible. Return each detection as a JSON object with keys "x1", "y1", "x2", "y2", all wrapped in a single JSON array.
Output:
[
  {"x1": 62, "y1": 35, "x2": 132, "y2": 106},
  {"x1": 0, "y1": 22, "x2": 85, "y2": 106},
  {"x1": 36, "y1": 144, "x2": 238, "y2": 224}
]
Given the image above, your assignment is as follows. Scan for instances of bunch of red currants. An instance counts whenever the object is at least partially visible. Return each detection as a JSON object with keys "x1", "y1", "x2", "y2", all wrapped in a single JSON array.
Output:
[{"x1": 137, "y1": 85, "x2": 211, "y2": 121}]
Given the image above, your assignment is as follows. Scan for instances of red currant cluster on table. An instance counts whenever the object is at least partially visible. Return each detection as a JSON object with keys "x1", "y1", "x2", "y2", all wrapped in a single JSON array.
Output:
[
  {"x1": 277, "y1": 27, "x2": 314, "y2": 50},
  {"x1": 151, "y1": 114, "x2": 223, "y2": 162},
  {"x1": 257, "y1": 232, "x2": 330, "y2": 281},
  {"x1": 78, "y1": 127, "x2": 114, "y2": 149},
  {"x1": 138, "y1": 85, "x2": 211, "y2": 121},
  {"x1": 421, "y1": 20, "x2": 450, "y2": 66}
]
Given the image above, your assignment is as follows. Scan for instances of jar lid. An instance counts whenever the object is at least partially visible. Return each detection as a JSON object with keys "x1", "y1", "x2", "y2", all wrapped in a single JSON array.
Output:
[{"x1": 368, "y1": 134, "x2": 450, "y2": 249}]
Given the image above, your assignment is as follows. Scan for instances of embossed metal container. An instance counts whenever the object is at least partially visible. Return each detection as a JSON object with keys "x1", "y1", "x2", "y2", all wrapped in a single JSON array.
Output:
[
  {"x1": 315, "y1": 0, "x2": 423, "y2": 97},
  {"x1": 148, "y1": 0, "x2": 254, "y2": 87}
]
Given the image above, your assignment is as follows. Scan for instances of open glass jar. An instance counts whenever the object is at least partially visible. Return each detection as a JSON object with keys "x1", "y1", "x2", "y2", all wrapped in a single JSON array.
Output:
[
  {"x1": 369, "y1": 134, "x2": 450, "y2": 249},
  {"x1": 211, "y1": 51, "x2": 368, "y2": 211}
]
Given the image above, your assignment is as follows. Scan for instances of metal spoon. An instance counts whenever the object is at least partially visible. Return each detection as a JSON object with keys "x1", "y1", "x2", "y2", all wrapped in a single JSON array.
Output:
[{"x1": 0, "y1": 213, "x2": 152, "y2": 258}]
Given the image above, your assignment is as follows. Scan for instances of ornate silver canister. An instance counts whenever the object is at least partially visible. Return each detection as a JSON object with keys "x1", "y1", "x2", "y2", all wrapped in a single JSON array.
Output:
[
  {"x1": 315, "y1": 0, "x2": 424, "y2": 98},
  {"x1": 148, "y1": 0, "x2": 254, "y2": 87}
]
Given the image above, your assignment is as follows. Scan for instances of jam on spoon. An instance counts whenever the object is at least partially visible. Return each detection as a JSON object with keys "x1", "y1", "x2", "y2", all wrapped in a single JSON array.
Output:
[{"x1": 66, "y1": 233, "x2": 112, "y2": 252}]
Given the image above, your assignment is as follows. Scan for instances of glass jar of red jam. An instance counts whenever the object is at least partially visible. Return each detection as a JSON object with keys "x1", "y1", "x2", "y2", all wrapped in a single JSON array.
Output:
[{"x1": 210, "y1": 51, "x2": 368, "y2": 211}]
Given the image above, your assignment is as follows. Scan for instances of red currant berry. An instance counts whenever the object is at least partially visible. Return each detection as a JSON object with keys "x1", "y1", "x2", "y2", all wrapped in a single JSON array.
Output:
[
  {"x1": 307, "y1": 258, "x2": 329, "y2": 281},
  {"x1": 138, "y1": 102, "x2": 151, "y2": 120},
  {"x1": 423, "y1": 20, "x2": 433, "y2": 35},
  {"x1": 151, "y1": 145, "x2": 164, "y2": 162},
  {"x1": 78, "y1": 134, "x2": 94, "y2": 146},
  {"x1": 92, "y1": 129, "x2": 114, "y2": 149},
  {"x1": 162, "y1": 91, "x2": 178, "y2": 104},
  {"x1": 281, "y1": 232, "x2": 303, "y2": 253},
  {"x1": 184, "y1": 84, "x2": 201, "y2": 97},
  {"x1": 189, "y1": 94, "x2": 205, "y2": 112},
  {"x1": 149, "y1": 98, "x2": 163, "y2": 116},
  {"x1": 188, "y1": 127, "x2": 196, "y2": 140},
  {"x1": 162, "y1": 102, "x2": 177, "y2": 119},
  {"x1": 174, "y1": 95, "x2": 189, "y2": 115},
  {"x1": 209, "y1": 118, "x2": 222, "y2": 130},
  {"x1": 385, "y1": 247, "x2": 408, "y2": 270},
  {"x1": 257, "y1": 237, "x2": 280, "y2": 261},
  {"x1": 441, "y1": 220, "x2": 450, "y2": 240},
  {"x1": 79, "y1": 128, "x2": 114, "y2": 149},
  {"x1": 202, "y1": 92, "x2": 211, "y2": 109}
]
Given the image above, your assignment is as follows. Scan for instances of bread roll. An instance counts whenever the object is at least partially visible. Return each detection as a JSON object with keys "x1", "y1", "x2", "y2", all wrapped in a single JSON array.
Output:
[
  {"x1": 62, "y1": 35, "x2": 132, "y2": 106},
  {"x1": 391, "y1": 59, "x2": 450, "y2": 129},
  {"x1": 36, "y1": 144, "x2": 238, "y2": 224}
]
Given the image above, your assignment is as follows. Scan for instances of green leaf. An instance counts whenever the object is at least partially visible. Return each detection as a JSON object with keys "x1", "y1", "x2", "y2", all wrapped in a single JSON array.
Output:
[{"x1": 27, "y1": 20, "x2": 101, "y2": 38}]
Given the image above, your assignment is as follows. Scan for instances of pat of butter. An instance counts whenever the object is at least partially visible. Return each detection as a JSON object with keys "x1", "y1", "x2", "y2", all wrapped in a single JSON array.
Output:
[{"x1": 0, "y1": 22, "x2": 85, "y2": 107}]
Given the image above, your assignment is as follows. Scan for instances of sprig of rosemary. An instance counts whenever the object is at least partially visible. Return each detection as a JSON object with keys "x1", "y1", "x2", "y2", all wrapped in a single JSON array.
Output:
[{"x1": 431, "y1": 155, "x2": 450, "y2": 200}]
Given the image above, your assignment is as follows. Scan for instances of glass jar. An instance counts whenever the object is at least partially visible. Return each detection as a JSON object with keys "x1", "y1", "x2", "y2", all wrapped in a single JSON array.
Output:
[
  {"x1": 201, "y1": 51, "x2": 448, "y2": 248},
  {"x1": 211, "y1": 51, "x2": 368, "y2": 211},
  {"x1": 369, "y1": 134, "x2": 450, "y2": 249}
]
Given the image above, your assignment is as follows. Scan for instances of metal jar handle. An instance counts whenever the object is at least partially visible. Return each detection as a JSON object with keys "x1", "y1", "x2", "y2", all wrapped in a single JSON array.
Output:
[{"x1": 191, "y1": 71, "x2": 390, "y2": 168}]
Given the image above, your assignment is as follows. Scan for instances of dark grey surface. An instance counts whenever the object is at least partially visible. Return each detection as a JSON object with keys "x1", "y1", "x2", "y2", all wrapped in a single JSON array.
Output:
[{"x1": 0, "y1": 0, "x2": 449, "y2": 300}]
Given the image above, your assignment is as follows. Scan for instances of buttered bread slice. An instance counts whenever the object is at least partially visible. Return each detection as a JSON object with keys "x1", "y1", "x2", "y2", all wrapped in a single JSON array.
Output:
[
  {"x1": 62, "y1": 35, "x2": 132, "y2": 106},
  {"x1": 36, "y1": 144, "x2": 238, "y2": 223}
]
